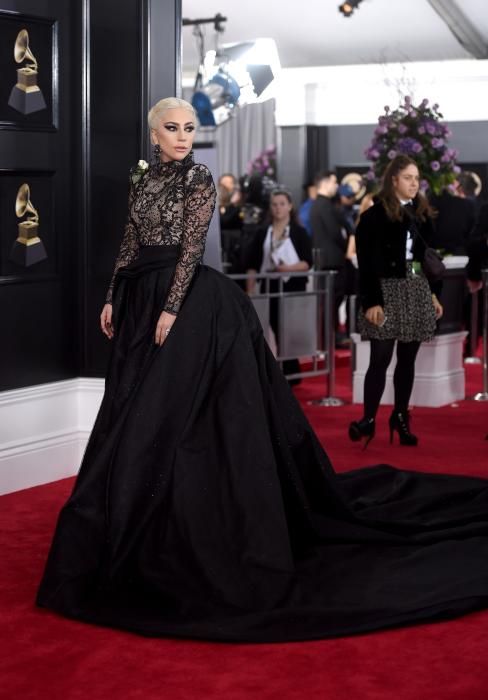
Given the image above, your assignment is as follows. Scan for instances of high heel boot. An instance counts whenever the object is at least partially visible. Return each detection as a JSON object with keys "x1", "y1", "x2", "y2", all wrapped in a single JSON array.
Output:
[
  {"x1": 348, "y1": 417, "x2": 375, "y2": 449},
  {"x1": 389, "y1": 410, "x2": 418, "y2": 446}
]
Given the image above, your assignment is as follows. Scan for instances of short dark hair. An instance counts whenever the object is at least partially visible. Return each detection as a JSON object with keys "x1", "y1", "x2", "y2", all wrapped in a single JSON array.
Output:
[
  {"x1": 457, "y1": 172, "x2": 478, "y2": 198},
  {"x1": 314, "y1": 170, "x2": 336, "y2": 186}
]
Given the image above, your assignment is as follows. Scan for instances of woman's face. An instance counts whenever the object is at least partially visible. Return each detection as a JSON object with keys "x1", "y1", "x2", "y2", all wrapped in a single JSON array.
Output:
[
  {"x1": 392, "y1": 164, "x2": 420, "y2": 201},
  {"x1": 151, "y1": 107, "x2": 196, "y2": 162},
  {"x1": 270, "y1": 194, "x2": 292, "y2": 223}
]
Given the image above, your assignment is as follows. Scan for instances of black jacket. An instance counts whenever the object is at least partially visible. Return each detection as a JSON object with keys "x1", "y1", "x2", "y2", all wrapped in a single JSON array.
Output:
[
  {"x1": 310, "y1": 195, "x2": 347, "y2": 269},
  {"x1": 466, "y1": 202, "x2": 488, "y2": 281},
  {"x1": 430, "y1": 191, "x2": 476, "y2": 255},
  {"x1": 356, "y1": 199, "x2": 439, "y2": 312},
  {"x1": 246, "y1": 222, "x2": 313, "y2": 292}
]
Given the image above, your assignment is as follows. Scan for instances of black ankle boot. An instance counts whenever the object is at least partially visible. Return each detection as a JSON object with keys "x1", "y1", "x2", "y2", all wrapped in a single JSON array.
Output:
[
  {"x1": 349, "y1": 417, "x2": 375, "y2": 449},
  {"x1": 389, "y1": 410, "x2": 418, "y2": 446}
]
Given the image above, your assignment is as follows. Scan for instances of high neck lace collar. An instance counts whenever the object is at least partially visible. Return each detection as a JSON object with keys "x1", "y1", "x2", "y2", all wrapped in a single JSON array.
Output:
[{"x1": 153, "y1": 150, "x2": 194, "y2": 173}]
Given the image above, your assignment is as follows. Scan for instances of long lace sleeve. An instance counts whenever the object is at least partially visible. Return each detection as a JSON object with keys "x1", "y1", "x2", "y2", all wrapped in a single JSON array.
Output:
[
  {"x1": 105, "y1": 183, "x2": 140, "y2": 304},
  {"x1": 163, "y1": 164, "x2": 216, "y2": 315}
]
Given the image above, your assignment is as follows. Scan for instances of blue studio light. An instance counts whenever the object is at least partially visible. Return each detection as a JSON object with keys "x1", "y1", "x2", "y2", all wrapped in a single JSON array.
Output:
[{"x1": 192, "y1": 71, "x2": 241, "y2": 127}]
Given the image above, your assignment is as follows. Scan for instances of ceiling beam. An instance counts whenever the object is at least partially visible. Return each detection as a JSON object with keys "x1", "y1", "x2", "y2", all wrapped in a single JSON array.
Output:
[{"x1": 427, "y1": 0, "x2": 488, "y2": 59}]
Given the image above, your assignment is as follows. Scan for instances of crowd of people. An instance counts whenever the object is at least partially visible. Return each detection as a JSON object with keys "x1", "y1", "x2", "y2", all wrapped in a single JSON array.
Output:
[{"x1": 218, "y1": 158, "x2": 488, "y2": 444}]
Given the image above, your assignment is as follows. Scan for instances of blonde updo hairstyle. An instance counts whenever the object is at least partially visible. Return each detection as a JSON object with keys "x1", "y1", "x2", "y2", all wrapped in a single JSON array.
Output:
[{"x1": 147, "y1": 97, "x2": 196, "y2": 130}]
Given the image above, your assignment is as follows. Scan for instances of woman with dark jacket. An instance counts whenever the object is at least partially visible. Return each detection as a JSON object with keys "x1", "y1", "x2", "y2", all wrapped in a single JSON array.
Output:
[
  {"x1": 246, "y1": 188, "x2": 313, "y2": 381},
  {"x1": 350, "y1": 155, "x2": 443, "y2": 447}
]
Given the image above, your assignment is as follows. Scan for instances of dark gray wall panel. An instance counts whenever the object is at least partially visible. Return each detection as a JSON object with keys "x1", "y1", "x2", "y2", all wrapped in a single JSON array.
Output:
[{"x1": 0, "y1": 0, "x2": 181, "y2": 388}]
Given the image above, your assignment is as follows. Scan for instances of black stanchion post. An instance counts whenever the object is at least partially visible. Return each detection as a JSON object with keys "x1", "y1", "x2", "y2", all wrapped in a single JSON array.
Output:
[
  {"x1": 473, "y1": 268, "x2": 488, "y2": 401},
  {"x1": 309, "y1": 270, "x2": 345, "y2": 407}
]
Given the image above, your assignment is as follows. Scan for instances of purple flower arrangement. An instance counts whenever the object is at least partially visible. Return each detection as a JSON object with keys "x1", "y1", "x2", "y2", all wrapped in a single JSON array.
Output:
[
  {"x1": 364, "y1": 97, "x2": 459, "y2": 194},
  {"x1": 247, "y1": 145, "x2": 277, "y2": 179}
]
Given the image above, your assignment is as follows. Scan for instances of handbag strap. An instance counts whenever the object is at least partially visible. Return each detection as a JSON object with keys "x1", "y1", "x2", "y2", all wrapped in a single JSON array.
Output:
[{"x1": 403, "y1": 204, "x2": 429, "y2": 248}]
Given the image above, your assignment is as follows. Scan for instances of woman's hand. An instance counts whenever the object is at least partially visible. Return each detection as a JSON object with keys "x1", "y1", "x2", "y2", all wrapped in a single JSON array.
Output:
[
  {"x1": 155, "y1": 310, "x2": 176, "y2": 346},
  {"x1": 432, "y1": 294, "x2": 443, "y2": 319},
  {"x1": 365, "y1": 305, "x2": 385, "y2": 326},
  {"x1": 246, "y1": 269, "x2": 257, "y2": 295},
  {"x1": 100, "y1": 304, "x2": 114, "y2": 339}
]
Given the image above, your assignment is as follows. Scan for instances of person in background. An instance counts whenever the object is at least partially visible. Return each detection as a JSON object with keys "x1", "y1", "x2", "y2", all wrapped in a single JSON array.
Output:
[
  {"x1": 350, "y1": 155, "x2": 443, "y2": 448},
  {"x1": 430, "y1": 172, "x2": 477, "y2": 255},
  {"x1": 466, "y1": 201, "x2": 488, "y2": 290},
  {"x1": 218, "y1": 182, "x2": 242, "y2": 274},
  {"x1": 310, "y1": 170, "x2": 349, "y2": 347},
  {"x1": 457, "y1": 171, "x2": 477, "y2": 195},
  {"x1": 446, "y1": 171, "x2": 481, "y2": 357},
  {"x1": 246, "y1": 188, "x2": 313, "y2": 384},
  {"x1": 337, "y1": 183, "x2": 357, "y2": 235},
  {"x1": 333, "y1": 183, "x2": 360, "y2": 332},
  {"x1": 218, "y1": 173, "x2": 241, "y2": 206},
  {"x1": 230, "y1": 174, "x2": 267, "y2": 286},
  {"x1": 466, "y1": 201, "x2": 488, "y2": 357},
  {"x1": 346, "y1": 185, "x2": 377, "y2": 262},
  {"x1": 357, "y1": 190, "x2": 376, "y2": 221},
  {"x1": 298, "y1": 180, "x2": 317, "y2": 236}
]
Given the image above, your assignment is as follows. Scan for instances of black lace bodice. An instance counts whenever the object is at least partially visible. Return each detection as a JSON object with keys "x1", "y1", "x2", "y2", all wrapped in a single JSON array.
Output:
[{"x1": 106, "y1": 152, "x2": 216, "y2": 315}]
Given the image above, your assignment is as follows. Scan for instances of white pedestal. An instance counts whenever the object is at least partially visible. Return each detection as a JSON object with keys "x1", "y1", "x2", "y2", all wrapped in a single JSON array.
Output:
[{"x1": 351, "y1": 331, "x2": 468, "y2": 407}]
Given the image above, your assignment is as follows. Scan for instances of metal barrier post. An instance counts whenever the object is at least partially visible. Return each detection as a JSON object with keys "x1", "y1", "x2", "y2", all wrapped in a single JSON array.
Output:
[
  {"x1": 348, "y1": 294, "x2": 357, "y2": 385},
  {"x1": 473, "y1": 268, "x2": 488, "y2": 401},
  {"x1": 464, "y1": 285, "x2": 481, "y2": 365},
  {"x1": 309, "y1": 270, "x2": 345, "y2": 407}
]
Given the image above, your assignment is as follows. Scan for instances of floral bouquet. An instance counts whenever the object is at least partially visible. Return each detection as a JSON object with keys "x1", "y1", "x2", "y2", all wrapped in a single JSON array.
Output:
[{"x1": 364, "y1": 97, "x2": 460, "y2": 194}]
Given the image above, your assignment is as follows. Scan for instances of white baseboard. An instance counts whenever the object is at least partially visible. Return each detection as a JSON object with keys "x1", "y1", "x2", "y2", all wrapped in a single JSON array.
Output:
[{"x1": 0, "y1": 378, "x2": 104, "y2": 495}]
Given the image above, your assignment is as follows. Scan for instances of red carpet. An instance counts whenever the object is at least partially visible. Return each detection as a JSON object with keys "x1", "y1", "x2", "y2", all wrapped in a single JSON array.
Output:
[{"x1": 1, "y1": 360, "x2": 488, "y2": 700}]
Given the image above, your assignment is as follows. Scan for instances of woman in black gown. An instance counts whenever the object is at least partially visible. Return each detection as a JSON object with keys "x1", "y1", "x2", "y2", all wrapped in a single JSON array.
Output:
[{"x1": 37, "y1": 98, "x2": 488, "y2": 642}]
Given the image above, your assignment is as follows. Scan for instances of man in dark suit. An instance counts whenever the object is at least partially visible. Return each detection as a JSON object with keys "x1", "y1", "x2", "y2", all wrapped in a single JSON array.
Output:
[
  {"x1": 430, "y1": 174, "x2": 477, "y2": 255},
  {"x1": 310, "y1": 170, "x2": 349, "y2": 346},
  {"x1": 467, "y1": 201, "x2": 488, "y2": 288},
  {"x1": 466, "y1": 202, "x2": 488, "y2": 435}
]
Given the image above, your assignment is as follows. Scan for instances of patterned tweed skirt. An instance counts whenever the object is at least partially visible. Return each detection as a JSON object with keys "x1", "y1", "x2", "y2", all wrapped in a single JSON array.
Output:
[{"x1": 358, "y1": 263, "x2": 437, "y2": 343}]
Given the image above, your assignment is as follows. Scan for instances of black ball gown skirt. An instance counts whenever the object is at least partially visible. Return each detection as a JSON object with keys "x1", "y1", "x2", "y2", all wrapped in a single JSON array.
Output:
[{"x1": 36, "y1": 245, "x2": 488, "y2": 641}]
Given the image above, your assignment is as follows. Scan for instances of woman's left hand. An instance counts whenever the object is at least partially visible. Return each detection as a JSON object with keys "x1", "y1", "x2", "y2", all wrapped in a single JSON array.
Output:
[
  {"x1": 155, "y1": 310, "x2": 176, "y2": 346},
  {"x1": 432, "y1": 294, "x2": 443, "y2": 319}
]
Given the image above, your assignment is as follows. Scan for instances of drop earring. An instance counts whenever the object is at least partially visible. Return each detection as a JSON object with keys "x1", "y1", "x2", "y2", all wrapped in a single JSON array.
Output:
[{"x1": 152, "y1": 143, "x2": 161, "y2": 165}]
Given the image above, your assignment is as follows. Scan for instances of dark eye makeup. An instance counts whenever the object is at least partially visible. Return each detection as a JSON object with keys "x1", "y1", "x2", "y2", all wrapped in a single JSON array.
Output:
[{"x1": 164, "y1": 123, "x2": 195, "y2": 132}]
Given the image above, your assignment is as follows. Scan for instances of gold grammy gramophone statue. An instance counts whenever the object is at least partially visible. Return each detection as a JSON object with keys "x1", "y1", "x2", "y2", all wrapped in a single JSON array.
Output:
[
  {"x1": 10, "y1": 183, "x2": 48, "y2": 267},
  {"x1": 8, "y1": 29, "x2": 47, "y2": 115}
]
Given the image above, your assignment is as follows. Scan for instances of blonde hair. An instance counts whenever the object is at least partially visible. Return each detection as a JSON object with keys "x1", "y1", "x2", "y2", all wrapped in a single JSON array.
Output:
[{"x1": 147, "y1": 97, "x2": 196, "y2": 129}]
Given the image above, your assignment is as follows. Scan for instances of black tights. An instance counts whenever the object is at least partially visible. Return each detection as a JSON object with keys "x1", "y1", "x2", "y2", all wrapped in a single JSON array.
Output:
[{"x1": 364, "y1": 339, "x2": 421, "y2": 420}]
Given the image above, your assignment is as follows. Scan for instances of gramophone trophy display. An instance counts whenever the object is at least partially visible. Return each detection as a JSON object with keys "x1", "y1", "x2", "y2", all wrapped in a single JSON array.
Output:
[
  {"x1": 10, "y1": 183, "x2": 48, "y2": 267},
  {"x1": 8, "y1": 29, "x2": 47, "y2": 114}
]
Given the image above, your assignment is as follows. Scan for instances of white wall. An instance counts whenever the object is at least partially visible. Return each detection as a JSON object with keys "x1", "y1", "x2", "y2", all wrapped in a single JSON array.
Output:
[{"x1": 275, "y1": 59, "x2": 488, "y2": 126}]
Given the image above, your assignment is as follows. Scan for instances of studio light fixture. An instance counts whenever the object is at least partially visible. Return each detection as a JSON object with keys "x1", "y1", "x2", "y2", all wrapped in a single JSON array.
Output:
[
  {"x1": 338, "y1": 0, "x2": 363, "y2": 18},
  {"x1": 192, "y1": 39, "x2": 281, "y2": 127},
  {"x1": 184, "y1": 14, "x2": 280, "y2": 127}
]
